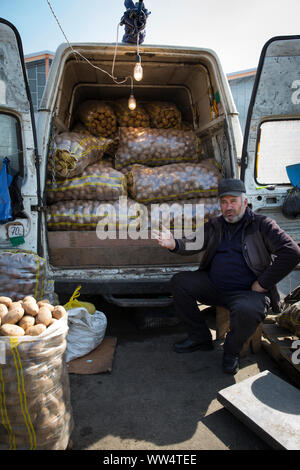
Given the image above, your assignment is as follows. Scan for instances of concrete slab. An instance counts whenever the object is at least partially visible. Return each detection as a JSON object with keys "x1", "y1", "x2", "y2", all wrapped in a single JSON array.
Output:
[{"x1": 217, "y1": 370, "x2": 300, "y2": 450}]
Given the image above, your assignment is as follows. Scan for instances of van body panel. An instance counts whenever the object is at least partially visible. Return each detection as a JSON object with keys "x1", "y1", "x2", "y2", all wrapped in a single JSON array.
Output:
[
  {"x1": 0, "y1": 18, "x2": 41, "y2": 255},
  {"x1": 241, "y1": 36, "x2": 300, "y2": 243}
]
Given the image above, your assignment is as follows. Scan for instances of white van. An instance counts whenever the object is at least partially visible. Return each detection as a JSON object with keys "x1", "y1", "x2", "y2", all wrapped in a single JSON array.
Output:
[{"x1": 0, "y1": 18, "x2": 299, "y2": 306}]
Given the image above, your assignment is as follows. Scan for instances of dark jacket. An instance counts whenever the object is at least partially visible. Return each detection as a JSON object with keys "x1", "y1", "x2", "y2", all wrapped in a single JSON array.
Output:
[{"x1": 173, "y1": 208, "x2": 300, "y2": 312}]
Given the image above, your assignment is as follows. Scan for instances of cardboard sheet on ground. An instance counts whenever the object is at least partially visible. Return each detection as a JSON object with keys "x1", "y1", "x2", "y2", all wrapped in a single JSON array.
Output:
[{"x1": 66, "y1": 336, "x2": 117, "y2": 374}]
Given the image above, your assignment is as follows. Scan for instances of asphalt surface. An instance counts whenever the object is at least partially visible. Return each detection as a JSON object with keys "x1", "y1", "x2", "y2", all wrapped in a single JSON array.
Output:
[{"x1": 66, "y1": 270, "x2": 300, "y2": 451}]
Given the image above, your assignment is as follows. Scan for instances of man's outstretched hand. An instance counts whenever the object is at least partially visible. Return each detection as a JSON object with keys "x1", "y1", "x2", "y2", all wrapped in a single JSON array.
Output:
[{"x1": 153, "y1": 226, "x2": 176, "y2": 251}]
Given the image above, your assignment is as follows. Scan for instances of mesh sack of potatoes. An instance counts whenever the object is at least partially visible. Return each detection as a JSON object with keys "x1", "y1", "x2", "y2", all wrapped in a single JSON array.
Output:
[
  {"x1": 143, "y1": 101, "x2": 182, "y2": 129},
  {"x1": 115, "y1": 127, "x2": 201, "y2": 169},
  {"x1": 70, "y1": 121, "x2": 90, "y2": 135},
  {"x1": 113, "y1": 99, "x2": 150, "y2": 128},
  {"x1": 127, "y1": 159, "x2": 221, "y2": 203},
  {"x1": 76, "y1": 100, "x2": 117, "y2": 138},
  {"x1": 46, "y1": 162, "x2": 127, "y2": 204},
  {"x1": 48, "y1": 132, "x2": 113, "y2": 180},
  {"x1": 0, "y1": 251, "x2": 48, "y2": 302},
  {"x1": 147, "y1": 197, "x2": 220, "y2": 231},
  {"x1": 71, "y1": 122, "x2": 120, "y2": 158},
  {"x1": 276, "y1": 302, "x2": 300, "y2": 336},
  {"x1": 47, "y1": 198, "x2": 140, "y2": 232},
  {"x1": 0, "y1": 297, "x2": 72, "y2": 450}
]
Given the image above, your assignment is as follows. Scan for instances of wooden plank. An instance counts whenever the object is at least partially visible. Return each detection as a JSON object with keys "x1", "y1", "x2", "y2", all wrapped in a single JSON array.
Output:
[
  {"x1": 48, "y1": 231, "x2": 202, "y2": 267},
  {"x1": 48, "y1": 230, "x2": 157, "y2": 248},
  {"x1": 262, "y1": 323, "x2": 300, "y2": 373}
]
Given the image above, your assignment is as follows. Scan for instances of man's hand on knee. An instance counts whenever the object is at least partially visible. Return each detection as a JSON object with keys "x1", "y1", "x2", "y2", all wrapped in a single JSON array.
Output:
[{"x1": 251, "y1": 280, "x2": 268, "y2": 293}]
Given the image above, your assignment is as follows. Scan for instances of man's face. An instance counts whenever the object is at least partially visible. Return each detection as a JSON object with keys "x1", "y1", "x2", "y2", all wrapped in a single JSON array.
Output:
[{"x1": 219, "y1": 194, "x2": 248, "y2": 223}]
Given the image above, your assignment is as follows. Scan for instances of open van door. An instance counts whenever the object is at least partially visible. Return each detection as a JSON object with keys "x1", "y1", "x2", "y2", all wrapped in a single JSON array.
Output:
[
  {"x1": 0, "y1": 18, "x2": 42, "y2": 255},
  {"x1": 241, "y1": 36, "x2": 300, "y2": 243}
]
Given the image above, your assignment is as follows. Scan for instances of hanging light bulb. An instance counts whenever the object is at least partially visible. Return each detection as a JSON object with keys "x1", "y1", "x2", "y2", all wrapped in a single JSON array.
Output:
[
  {"x1": 128, "y1": 92, "x2": 136, "y2": 110},
  {"x1": 134, "y1": 55, "x2": 143, "y2": 81}
]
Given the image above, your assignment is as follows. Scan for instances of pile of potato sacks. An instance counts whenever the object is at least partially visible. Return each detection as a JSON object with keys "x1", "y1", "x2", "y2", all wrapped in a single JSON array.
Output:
[
  {"x1": 0, "y1": 295, "x2": 72, "y2": 450},
  {"x1": 47, "y1": 99, "x2": 221, "y2": 232}
]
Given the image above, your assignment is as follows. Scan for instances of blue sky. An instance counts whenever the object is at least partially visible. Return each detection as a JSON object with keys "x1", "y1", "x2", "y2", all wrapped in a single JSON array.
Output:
[{"x1": 2, "y1": 0, "x2": 300, "y2": 73}]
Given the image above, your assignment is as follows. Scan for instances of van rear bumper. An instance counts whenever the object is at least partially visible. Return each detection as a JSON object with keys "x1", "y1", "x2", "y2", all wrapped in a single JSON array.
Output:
[{"x1": 54, "y1": 277, "x2": 175, "y2": 307}]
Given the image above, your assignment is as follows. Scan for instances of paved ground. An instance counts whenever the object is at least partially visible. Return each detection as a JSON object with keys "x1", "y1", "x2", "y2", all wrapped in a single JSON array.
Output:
[{"x1": 67, "y1": 270, "x2": 300, "y2": 451}]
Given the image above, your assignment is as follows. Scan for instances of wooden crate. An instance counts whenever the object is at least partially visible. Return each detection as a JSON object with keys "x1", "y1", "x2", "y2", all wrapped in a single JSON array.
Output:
[{"x1": 262, "y1": 323, "x2": 300, "y2": 388}]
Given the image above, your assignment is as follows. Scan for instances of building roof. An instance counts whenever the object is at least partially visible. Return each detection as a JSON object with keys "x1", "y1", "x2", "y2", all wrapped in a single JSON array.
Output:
[
  {"x1": 24, "y1": 51, "x2": 54, "y2": 62},
  {"x1": 227, "y1": 67, "x2": 257, "y2": 80}
]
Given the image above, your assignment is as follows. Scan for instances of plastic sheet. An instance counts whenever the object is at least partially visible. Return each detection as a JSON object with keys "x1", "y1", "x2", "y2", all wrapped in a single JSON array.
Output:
[
  {"x1": 115, "y1": 127, "x2": 201, "y2": 169},
  {"x1": 49, "y1": 132, "x2": 112, "y2": 180},
  {"x1": 0, "y1": 314, "x2": 73, "y2": 450},
  {"x1": 46, "y1": 162, "x2": 127, "y2": 203},
  {"x1": 76, "y1": 100, "x2": 117, "y2": 138},
  {"x1": 0, "y1": 251, "x2": 47, "y2": 302},
  {"x1": 144, "y1": 101, "x2": 181, "y2": 129},
  {"x1": 127, "y1": 159, "x2": 221, "y2": 203},
  {"x1": 0, "y1": 157, "x2": 13, "y2": 224}
]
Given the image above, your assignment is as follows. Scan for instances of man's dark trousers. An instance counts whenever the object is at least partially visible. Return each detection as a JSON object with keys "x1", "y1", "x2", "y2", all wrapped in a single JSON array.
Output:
[{"x1": 170, "y1": 270, "x2": 270, "y2": 355}]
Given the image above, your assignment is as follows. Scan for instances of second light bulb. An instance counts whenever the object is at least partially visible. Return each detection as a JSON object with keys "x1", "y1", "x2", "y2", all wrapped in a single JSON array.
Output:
[{"x1": 134, "y1": 61, "x2": 143, "y2": 81}]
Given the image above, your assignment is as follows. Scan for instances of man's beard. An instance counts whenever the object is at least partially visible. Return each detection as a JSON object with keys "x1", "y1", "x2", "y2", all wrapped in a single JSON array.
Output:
[{"x1": 223, "y1": 206, "x2": 246, "y2": 224}]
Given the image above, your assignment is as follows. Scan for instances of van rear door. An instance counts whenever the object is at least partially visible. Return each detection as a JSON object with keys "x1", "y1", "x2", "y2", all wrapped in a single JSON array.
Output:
[
  {"x1": 0, "y1": 18, "x2": 42, "y2": 255},
  {"x1": 241, "y1": 36, "x2": 300, "y2": 243}
]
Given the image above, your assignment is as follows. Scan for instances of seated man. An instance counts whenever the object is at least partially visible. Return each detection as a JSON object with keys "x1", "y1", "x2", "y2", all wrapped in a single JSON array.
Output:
[{"x1": 154, "y1": 178, "x2": 300, "y2": 374}]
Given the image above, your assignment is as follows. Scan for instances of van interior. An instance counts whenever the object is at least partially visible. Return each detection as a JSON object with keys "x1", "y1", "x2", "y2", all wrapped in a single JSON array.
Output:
[{"x1": 44, "y1": 46, "x2": 236, "y2": 269}]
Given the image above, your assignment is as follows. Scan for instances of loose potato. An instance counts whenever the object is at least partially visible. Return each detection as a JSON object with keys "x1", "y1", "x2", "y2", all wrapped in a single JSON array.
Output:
[
  {"x1": 25, "y1": 324, "x2": 47, "y2": 336},
  {"x1": 23, "y1": 296, "x2": 36, "y2": 303},
  {"x1": 18, "y1": 315, "x2": 36, "y2": 331},
  {"x1": 37, "y1": 299, "x2": 50, "y2": 305},
  {"x1": 52, "y1": 306, "x2": 67, "y2": 320},
  {"x1": 0, "y1": 324, "x2": 25, "y2": 336},
  {"x1": 9, "y1": 301, "x2": 24, "y2": 311},
  {"x1": 23, "y1": 300, "x2": 39, "y2": 316},
  {"x1": 37, "y1": 302, "x2": 54, "y2": 312},
  {"x1": 0, "y1": 296, "x2": 13, "y2": 307},
  {"x1": 36, "y1": 307, "x2": 52, "y2": 326},
  {"x1": 3, "y1": 307, "x2": 24, "y2": 325},
  {"x1": 48, "y1": 317, "x2": 58, "y2": 327},
  {"x1": 0, "y1": 304, "x2": 8, "y2": 320}
]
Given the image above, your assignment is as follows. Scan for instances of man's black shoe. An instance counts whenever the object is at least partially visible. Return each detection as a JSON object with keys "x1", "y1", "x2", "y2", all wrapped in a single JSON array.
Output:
[
  {"x1": 173, "y1": 337, "x2": 214, "y2": 353},
  {"x1": 222, "y1": 353, "x2": 239, "y2": 375}
]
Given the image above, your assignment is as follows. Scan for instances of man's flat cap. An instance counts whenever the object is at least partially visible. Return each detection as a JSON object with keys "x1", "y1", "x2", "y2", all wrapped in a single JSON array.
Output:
[{"x1": 218, "y1": 178, "x2": 246, "y2": 197}]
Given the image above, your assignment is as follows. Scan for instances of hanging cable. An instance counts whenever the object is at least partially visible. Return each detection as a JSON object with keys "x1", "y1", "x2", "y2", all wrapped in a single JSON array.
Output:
[{"x1": 46, "y1": 0, "x2": 132, "y2": 86}]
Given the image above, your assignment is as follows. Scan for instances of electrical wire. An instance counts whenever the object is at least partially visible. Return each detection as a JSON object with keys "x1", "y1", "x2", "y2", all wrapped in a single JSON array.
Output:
[{"x1": 46, "y1": 0, "x2": 133, "y2": 87}]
